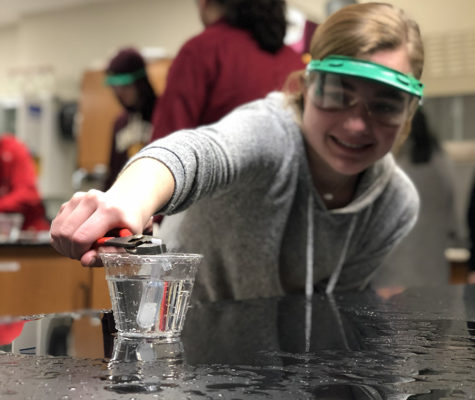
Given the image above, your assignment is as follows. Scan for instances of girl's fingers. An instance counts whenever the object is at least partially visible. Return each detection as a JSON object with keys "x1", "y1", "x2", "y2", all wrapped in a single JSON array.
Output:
[
  {"x1": 51, "y1": 189, "x2": 144, "y2": 261},
  {"x1": 80, "y1": 249, "x2": 103, "y2": 267},
  {"x1": 51, "y1": 190, "x2": 111, "y2": 259}
]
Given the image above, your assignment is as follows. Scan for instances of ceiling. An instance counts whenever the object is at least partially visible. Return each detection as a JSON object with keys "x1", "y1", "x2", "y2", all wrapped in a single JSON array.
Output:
[{"x1": 0, "y1": 0, "x2": 120, "y2": 27}]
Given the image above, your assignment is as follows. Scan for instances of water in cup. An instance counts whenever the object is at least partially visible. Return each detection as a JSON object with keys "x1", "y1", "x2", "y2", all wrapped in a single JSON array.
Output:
[
  {"x1": 100, "y1": 252, "x2": 202, "y2": 340},
  {"x1": 107, "y1": 276, "x2": 194, "y2": 338}
]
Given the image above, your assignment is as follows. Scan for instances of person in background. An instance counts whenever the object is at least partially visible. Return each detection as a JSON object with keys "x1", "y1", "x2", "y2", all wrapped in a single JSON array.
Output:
[
  {"x1": 372, "y1": 108, "x2": 459, "y2": 290},
  {"x1": 150, "y1": 0, "x2": 304, "y2": 141},
  {"x1": 51, "y1": 3, "x2": 424, "y2": 302},
  {"x1": 103, "y1": 47, "x2": 157, "y2": 190},
  {"x1": 0, "y1": 133, "x2": 50, "y2": 231}
]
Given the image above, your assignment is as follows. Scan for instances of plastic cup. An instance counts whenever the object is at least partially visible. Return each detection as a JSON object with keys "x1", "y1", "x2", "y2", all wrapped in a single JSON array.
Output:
[
  {"x1": 0, "y1": 213, "x2": 23, "y2": 242},
  {"x1": 105, "y1": 336, "x2": 184, "y2": 394},
  {"x1": 110, "y1": 336, "x2": 184, "y2": 363},
  {"x1": 99, "y1": 252, "x2": 202, "y2": 340}
]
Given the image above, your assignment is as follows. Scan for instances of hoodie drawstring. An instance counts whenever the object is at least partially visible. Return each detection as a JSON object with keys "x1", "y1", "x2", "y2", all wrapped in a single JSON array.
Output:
[
  {"x1": 305, "y1": 192, "x2": 357, "y2": 296},
  {"x1": 325, "y1": 216, "x2": 356, "y2": 294},
  {"x1": 305, "y1": 193, "x2": 314, "y2": 299}
]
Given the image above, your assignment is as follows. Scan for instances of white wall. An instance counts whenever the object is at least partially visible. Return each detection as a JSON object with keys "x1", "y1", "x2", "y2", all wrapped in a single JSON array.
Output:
[
  {"x1": 0, "y1": 24, "x2": 20, "y2": 97},
  {"x1": 0, "y1": 0, "x2": 202, "y2": 99},
  {"x1": 293, "y1": 0, "x2": 475, "y2": 34},
  {"x1": 2, "y1": 0, "x2": 475, "y2": 100}
]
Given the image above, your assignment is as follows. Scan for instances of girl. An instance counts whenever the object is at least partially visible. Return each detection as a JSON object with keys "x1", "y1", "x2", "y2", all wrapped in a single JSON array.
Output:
[{"x1": 51, "y1": 2, "x2": 424, "y2": 301}]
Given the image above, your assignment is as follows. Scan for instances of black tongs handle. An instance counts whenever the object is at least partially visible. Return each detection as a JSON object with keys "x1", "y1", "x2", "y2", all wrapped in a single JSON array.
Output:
[{"x1": 94, "y1": 228, "x2": 167, "y2": 255}]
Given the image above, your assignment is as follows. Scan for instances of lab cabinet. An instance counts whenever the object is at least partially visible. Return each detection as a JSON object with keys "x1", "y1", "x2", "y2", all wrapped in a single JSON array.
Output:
[{"x1": 0, "y1": 244, "x2": 111, "y2": 316}]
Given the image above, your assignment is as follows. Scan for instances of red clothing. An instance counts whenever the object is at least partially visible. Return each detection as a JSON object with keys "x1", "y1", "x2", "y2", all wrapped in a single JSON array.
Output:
[
  {"x1": 0, "y1": 321, "x2": 25, "y2": 345},
  {"x1": 0, "y1": 135, "x2": 50, "y2": 231},
  {"x1": 151, "y1": 20, "x2": 305, "y2": 140}
]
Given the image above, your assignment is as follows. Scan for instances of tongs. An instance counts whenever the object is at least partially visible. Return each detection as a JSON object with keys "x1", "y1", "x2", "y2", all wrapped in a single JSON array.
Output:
[
  {"x1": 94, "y1": 228, "x2": 167, "y2": 255},
  {"x1": 95, "y1": 228, "x2": 170, "y2": 330}
]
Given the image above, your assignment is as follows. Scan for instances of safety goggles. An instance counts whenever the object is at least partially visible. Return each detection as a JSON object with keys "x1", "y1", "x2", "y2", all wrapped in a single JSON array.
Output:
[
  {"x1": 306, "y1": 55, "x2": 424, "y2": 127},
  {"x1": 105, "y1": 68, "x2": 146, "y2": 86}
]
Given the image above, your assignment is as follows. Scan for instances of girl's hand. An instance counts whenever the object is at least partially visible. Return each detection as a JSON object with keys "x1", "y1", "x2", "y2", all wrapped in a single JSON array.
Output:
[
  {"x1": 50, "y1": 158, "x2": 175, "y2": 267},
  {"x1": 50, "y1": 189, "x2": 145, "y2": 267}
]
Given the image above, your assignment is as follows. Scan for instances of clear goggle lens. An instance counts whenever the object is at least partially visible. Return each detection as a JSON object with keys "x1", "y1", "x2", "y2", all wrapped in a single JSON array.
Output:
[{"x1": 308, "y1": 72, "x2": 419, "y2": 127}]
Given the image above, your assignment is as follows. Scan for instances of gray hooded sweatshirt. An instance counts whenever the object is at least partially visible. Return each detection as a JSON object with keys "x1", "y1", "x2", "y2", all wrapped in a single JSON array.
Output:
[{"x1": 128, "y1": 92, "x2": 419, "y2": 302}]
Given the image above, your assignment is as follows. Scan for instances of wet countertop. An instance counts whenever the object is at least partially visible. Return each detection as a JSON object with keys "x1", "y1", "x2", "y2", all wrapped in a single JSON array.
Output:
[{"x1": 1, "y1": 285, "x2": 475, "y2": 399}]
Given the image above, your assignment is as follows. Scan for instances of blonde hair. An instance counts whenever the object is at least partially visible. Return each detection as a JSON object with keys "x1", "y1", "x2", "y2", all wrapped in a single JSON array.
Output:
[{"x1": 285, "y1": 2, "x2": 424, "y2": 147}]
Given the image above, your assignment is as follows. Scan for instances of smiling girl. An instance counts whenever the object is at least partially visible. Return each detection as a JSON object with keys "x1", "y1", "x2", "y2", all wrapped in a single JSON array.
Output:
[{"x1": 51, "y1": 2, "x2": 424, "y2": 301}]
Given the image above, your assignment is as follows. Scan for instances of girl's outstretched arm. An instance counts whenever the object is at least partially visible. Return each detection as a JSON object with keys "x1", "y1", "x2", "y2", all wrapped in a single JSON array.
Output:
[{"x1": 50, "y1": 158, "x2": 174, "y2": 266}]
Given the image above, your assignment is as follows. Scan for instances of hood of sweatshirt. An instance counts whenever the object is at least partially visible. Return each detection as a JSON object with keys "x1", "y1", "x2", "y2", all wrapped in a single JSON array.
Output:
[
  {"x1": 331, "y1": 154, "x2": 397, "y2": 215},
  {"x1": 300, "y1": 140, "x2": 398, "y2": 296}
]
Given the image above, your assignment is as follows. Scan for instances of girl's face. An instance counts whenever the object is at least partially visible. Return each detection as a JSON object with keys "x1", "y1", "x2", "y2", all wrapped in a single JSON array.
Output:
[
  {"x1": 301, "y1": 47, "x2": 413, "y2": 179},
  {"x1": 112, "y1": 84, "x2": 139, "y2": 110}
]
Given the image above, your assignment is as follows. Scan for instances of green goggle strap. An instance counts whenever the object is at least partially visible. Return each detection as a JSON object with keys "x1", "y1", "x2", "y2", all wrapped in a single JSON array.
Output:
[
  {"x1": 105, "y1": 68, "x2": 146, "y2": 86},
  {"x1": 306, "y1": 55, "x2": 424, "y2": 98}
]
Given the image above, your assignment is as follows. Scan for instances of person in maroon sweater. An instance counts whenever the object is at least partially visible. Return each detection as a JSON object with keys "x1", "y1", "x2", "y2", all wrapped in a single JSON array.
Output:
[
  {"x1": 151, "y1": 0, "x2": 305, "y2": 141},
  {"x1": 0, "y1": 134, "x2": 49, "y2": 231}
]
